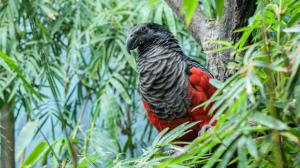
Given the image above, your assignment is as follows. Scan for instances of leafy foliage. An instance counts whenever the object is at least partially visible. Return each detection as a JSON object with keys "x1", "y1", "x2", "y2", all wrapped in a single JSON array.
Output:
[
  {"x1": 0, "y1": 0, "x2": 299, "y2": 167},
  {"x1": 116, "y1": 0, "x2": 300, "y2": 167},
  {"x1": 0, "y1": 0, "x2": 203, "y2": 167},
  {"x1": 182, "y1": 0, "x2": 225, "y2": 23}
]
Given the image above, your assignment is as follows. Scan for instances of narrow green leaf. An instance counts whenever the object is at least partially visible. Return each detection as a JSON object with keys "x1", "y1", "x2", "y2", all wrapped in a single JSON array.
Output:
[
  {"x1": 215, "y1": 0, "x2": 224, "y2": 17},
  {"x1": 182, "y1": 0, "x2": 198, "y2": 25},
  {"x1": 16, "y1": 121, "x2": 39, "y2": 160},
  {"x1": 245, "y1": 136, "x2": 258, "y2": 159},
  {"x1": 209, "y1": 79, "x2": 223, "y2": 89},
  {"x1": 217, "y1": 143, "x2": 237, "y2": 168},
  {"x1": 287, "y1": 12, "x2": 300, "y2": 27},
  {"x1": 202, "y1": 0, "x2": 215, "y2": 19},
  {"x1": 78, "y1": 155, "x2": 100, "y2": 168},
  {"x1": 154, "y1": 4, "x2": 164, "y2": 24},
  {"x1": 164, "y1": 5, "x2": 177, "y2": 35},
  {"x1": 295, "y1": 86, "x2": 300, "y2": 116},
  {"x1": 116, "y1": 40, "x2": 137, "y2": 71},
  {"x1": 203, "y1": 146, "x2": 227, "y2": 168},
  {"x1": 110, "y1": 77, "x2": 131, "y2": 104},
  {"x1": 251, "y1": 112, "x2": 288, "y2": 130},
  {"x1": 238, "y1": 137, "x2": 248, "y2": 168},
  {"x1": 0, "y1": 51, "x2": 42, "y2": 99},
  {"x1": 283, "y1": 25, "x2": 300, "y2": 32},
  {"x1": 152, "y1": 127, "x2": 169, "y2": 146},
  {"x1": 40, "y1": 4, "x2": 58, "y2": 20},
  {"x1": 21, "y1": 141, "x2": 48, "y2": 168}
]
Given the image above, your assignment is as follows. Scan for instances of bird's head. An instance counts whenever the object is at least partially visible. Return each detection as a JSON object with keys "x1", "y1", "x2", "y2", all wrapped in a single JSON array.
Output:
[{"x1": 126, "y1": 23, "x2": 174, "y2": 53}]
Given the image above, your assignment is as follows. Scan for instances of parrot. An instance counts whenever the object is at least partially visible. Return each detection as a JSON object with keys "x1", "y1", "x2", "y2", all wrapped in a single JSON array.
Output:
[{"x1": 126, "y1": 23, "x2": 217, "y2": 142}]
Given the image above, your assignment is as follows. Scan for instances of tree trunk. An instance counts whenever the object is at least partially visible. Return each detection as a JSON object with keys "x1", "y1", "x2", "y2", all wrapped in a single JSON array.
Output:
[
  {"x1": 1, "y1": 101, "x2": 15, "y2": 168},
  {"x1": 165, "y1": 0, "x2": 256, "y2": 81}
]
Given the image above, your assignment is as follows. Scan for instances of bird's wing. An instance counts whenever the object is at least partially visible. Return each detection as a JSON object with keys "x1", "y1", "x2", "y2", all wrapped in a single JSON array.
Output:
[
  {"x1": 187, "y1": 60, "x2": 216, "y2": 125},
  {"x1": 185, "y1": 56, "x2": 214, "y2": 78},
  {"x1": 189, "y1": 66, "x2": 216, "y2": 99}
]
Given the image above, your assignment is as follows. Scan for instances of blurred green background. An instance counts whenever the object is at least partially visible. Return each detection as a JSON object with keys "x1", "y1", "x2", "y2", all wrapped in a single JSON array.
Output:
[{"x1": 0, "y1": 0, "x2": 205, "y2": 167}]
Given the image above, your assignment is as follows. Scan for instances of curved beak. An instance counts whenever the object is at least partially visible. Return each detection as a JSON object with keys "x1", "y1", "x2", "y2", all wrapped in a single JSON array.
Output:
[{"x1": 126, "y1": 34, "x2": 138, "y2": 54}]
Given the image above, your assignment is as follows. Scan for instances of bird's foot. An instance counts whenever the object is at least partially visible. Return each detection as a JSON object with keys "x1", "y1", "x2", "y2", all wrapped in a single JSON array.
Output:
[
  {"x1": 163, "y1": 149, "x2": 187, "y2": 157},
  {"x1": 198, "y1": 124, "x2": 213, "y2": 136}
]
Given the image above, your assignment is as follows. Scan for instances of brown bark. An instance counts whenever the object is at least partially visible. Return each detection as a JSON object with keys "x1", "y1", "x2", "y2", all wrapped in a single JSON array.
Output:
[
  {"x1": 1, "y1": 101, "x2": 15, "y2": 168},
  {"x1": 165, "y1": 0, "x2": 256, "y2": 81}
]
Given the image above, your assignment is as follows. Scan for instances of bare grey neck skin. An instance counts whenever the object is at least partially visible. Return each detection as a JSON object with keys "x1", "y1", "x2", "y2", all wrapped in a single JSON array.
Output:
[{"x1": 136, "y1": 37, "x2": 190, "y2": 120}]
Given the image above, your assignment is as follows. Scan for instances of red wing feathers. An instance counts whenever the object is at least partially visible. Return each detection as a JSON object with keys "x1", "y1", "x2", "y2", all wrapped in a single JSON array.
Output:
[
  {"x1": 189, "y1": 67, "x2": 216, "y2": 98},
  {"x1": 188, "y1": 67, "x2": 217, "y2": 127}
]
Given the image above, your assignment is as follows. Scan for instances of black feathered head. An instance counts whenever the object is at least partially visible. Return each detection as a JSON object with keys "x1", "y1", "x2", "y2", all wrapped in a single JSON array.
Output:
[{"x1": 126, "y1": 23, "x2": 174, "y2": 53}]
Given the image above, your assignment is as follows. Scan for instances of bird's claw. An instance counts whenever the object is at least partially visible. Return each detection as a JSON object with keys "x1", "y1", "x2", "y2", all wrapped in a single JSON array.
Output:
[
  {"x1": 163, "y1": 149, "x2": 187, "y2": 157},
  {"x1": 198, "y1": 125, "x2": 213, "y2": 136}
]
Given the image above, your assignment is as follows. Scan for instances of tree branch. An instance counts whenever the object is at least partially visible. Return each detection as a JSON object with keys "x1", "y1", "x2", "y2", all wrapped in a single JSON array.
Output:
[
  {"x1": 165, "y1": 0, "x2": 256, "y2": 81},
  {"x1": 1, "y1": 101, "x2": 15, "y2": 168}
]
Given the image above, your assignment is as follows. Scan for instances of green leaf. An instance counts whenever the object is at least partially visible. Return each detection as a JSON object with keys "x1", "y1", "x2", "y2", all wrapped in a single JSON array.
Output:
[
  {"x1": 15, "y1": 121, "x2": 39, "y2": 160},
  {"x1": 283, "y1": 25, "x2": 300, "y2": 32},
  {"x1": 0, "y1": 51, "x2": 42, "y2": 99},
  {"x1": 154, "y1": 4, "x2": 164, "y2": 24},
  {"x1": 159, "y1": 122, "x2": 197, "y2": 145},
  {"x1": 140, "y1": 4, "x2": 152, "y2": 22},
  {"x1": 215, "y1": 0, "x2": 224, "y2": 17},
  {"x1": 203, "y1": 146, "x2": 227, "y2": 168},
  {"x1": 238, "y1": 137, "x2": 248, "y2": 168},
  {"x1": 110, "y1": 77, "x2": 131, "y2": 104},
  {"x1": 202, "y1": 0, "x2": 215, "y2": 19},
  {"x1": 248, "y1": 70, "x2": 263, "y2": 89},
  {"x1": 116, "y1": 40, "x2": 137, "y2": 72},
  {"x1": 295, "y1": 85, "x2": 300, "y2": 116},
  {"x1": 210, "y1": 40, "x2": 233, "y2": 47},
  {"x1": 21, "y1": 141, "x2": 48, "y2": 168},
  {"x1": 182, "y1": 0, "x2": 198, "y2": 25},
  {"x1": 164, "y1": 5, "x2": 177, "y2": 36},
  {"x1": 217, "y1": 143, "x2": 237, "y2": 168},
  {"x1": 245, "y1": 78, "x2": 255, "y2": 103},
  {"x1": 152, "y1": 128, "x2": 169, "y2": 146},
  {"x1": 40, "y1": 4, "x2": 58, "y2": 20},
  {"x1": 78, "y1": 155, "x2": 100, "y2": 168},
  {"x1": 210, "y1": 78, "x2": 223, "y2": 89},
  {"x1": 287, "y1": 12, "x2": 300, "y2": 27},
  {"x1": 245, "y1": 136, "x2": 258, "y2": 159},
  {"x1": 250, "y1": 112, "x2": 288, "y2": 130}
]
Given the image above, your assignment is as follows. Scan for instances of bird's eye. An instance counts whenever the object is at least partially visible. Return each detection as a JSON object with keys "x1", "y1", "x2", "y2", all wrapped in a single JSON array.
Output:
[{"x1": 141, "y1": 26, "x2": 146, "y2": 32}]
